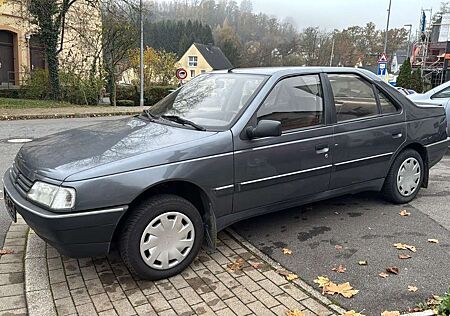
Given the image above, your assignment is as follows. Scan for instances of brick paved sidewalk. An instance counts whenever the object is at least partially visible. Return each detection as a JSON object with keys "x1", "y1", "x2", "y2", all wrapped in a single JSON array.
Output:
[{"x1": 0, "y1": 215, "x2": 345, "y2": 316}]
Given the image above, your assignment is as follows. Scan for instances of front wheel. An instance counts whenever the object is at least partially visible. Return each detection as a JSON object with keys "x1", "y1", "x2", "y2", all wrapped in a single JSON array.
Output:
[
  {"x1": 381, "y1": 149, "x2": 424, "y2": 204},
  {"x1": 119, "y1": 194, "x2": 204, "y2": 280}
]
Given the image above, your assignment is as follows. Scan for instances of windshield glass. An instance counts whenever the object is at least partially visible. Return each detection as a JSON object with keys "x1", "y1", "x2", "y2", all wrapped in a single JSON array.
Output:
[{"x1": 149, "y1": 73, "x2": 267, "y2": 130}]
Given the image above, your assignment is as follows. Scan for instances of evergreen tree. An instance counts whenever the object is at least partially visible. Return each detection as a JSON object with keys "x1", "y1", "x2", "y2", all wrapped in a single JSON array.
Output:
[
  {"x1": 397, "y1": 58, "x2": 412, "y2": 89},
  {"x1": 411, "y1": 68, "x2": 424, "y2": 93}
]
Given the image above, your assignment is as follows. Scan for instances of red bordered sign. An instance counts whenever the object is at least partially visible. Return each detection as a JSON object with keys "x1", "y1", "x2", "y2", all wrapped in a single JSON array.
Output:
[{"x1": 176, "y1": 68, "x2": 188, "y2": 80}]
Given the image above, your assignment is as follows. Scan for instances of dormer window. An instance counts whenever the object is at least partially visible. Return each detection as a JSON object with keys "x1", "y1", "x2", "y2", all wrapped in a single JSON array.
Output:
[{"x1": 188, "y1": 56, "x2": 198, "y2": 67}]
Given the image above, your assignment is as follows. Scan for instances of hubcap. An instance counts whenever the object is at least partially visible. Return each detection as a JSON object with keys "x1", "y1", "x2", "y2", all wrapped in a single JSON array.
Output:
[
  {"x1": 397, "y1": 157, "x2": 421, "y2": 197},
  {"x1": 140, "y1": 212, "x2": 195, "y2": 270}
]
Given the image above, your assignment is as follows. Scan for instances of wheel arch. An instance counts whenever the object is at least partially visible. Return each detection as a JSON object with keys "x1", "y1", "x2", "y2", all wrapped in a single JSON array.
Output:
[
  {"x1": 392, "y1": 142, "x2": 429, "y2": 188},
  {"x1": 111, "y1": 180, "x2": 217, "y2": 250}
]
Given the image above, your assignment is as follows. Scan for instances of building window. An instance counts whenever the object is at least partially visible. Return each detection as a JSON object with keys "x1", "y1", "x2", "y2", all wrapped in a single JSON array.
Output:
[
  {"x1": 201, "y1": 70, "x2": 206, "y2": 74},
  {"x1": 188, "y1": 56, "x2": 198, "y2": 67},
  {"x1": 190, "y1": 70, "x2": 196, "y2": 78}
]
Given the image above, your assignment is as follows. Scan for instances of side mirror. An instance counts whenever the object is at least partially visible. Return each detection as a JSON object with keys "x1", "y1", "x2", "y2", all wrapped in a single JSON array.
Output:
[{"x1": 246, "y1": 120, "x2": 282, "y2": 139}]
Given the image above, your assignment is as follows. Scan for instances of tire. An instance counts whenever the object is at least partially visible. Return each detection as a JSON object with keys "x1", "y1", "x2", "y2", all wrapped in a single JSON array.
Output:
[
  {"x1": 381, "y1": 149, "x2": 424, "y2": 204},
  {"x1": 119, "y1": 194, "x2": 204, "y2": 280}
]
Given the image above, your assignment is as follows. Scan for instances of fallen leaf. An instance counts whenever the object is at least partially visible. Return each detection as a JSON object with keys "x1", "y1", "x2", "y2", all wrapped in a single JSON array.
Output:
[
  {"x1": 332, "y1": 264, "x2": 346, "y2": 273},
  {"x1": 335, "y1": 244, "x2": 343, "y2": 250},
  {"x1": 399, "y1": 210, "x2": 411, "y2": 216},
  {"x1": 378, "y1": 272, "x2": 389, "y2": 278},
  {"x1": 341, "y1": 311, "x2": 366, "y2": 316},
  {"x1": 226, "y1": 258, "x2": 245, "y2": 273},
  {"x1": 314, "y1": 276, "x2": 331, "y2": 288},
  {"x1": 398, "y1": 254, "x2": 411, "y2": 259},
  {"x1": 286, "y1": 309, "x2": 306, "y2": 316},
  {"x1": 428, "y1": 239, "x2": 439, "y2": 244},
  {"x1": 381, "y1": 311, "x2": 400, "y2": 316},
  {"x1": 286, "y1": 273, "x2": 298, "y2": 281},
  {"x1": 324, "y1": 281, "x2": 359, "y2": 298},
  {"x1": 0, "y1": 249, "x2": 15, "y2": 255},
  {"x1": 250, "y1": 262, "x2": 265, "y2": 270},
  {"x1": 393, "y1": 243, "x2": 416, "y2": 252},
  {"x1": 277, "y1": 269, "x2": 290, "y2": 277},
  {"x1": 386, "y1": 266, "x2": 399, "y2": 275},
  {"x1": 408, "y1": 285, "x2": 418, "y2": 292},
  {"x1": 358, "y1": 261, "x2": 368, "y2": 266},
  {"x1": 282, "y1": 248, "x2": 293, "y2": 255}
]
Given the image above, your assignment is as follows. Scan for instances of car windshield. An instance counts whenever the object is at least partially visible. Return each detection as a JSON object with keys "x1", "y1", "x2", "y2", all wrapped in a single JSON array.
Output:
[{"x1": 149, "y1": 73, "x2": 267, "y2": 130}]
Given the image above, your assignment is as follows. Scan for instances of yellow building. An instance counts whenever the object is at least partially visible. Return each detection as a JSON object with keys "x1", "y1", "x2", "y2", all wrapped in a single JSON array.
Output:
[
  {"x1": 0, "y1": 0, "x2": 101, "y2": 87},
  {"x1": 177, "y1": 43, "x2": 233, "y2": 81}
]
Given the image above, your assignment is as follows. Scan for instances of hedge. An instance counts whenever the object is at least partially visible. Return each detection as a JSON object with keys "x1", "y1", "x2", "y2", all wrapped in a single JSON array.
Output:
[{"x1": 116, "y1": 85, "x2": 175, "y2": 106}]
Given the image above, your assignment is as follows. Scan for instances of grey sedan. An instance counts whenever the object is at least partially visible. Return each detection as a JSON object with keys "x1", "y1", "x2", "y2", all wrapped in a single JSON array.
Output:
[{"x1": 3, "y1": 67, "x2": 449, "y2": 280}]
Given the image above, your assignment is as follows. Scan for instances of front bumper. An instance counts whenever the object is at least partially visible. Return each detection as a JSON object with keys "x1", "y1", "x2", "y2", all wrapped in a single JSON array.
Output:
[{"x1": 2, "y1": 169, "x2": 127, "y2": 258}]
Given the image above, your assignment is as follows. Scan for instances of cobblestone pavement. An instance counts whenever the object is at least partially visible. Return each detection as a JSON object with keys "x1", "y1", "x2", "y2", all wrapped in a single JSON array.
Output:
[{"x1": 0, "y1": 215, "x2": 344, "y2": 316}]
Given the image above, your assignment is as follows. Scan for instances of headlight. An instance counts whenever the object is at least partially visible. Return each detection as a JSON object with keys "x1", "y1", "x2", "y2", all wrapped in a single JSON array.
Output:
[{"x1": 28, "y1": 181, "x2": 76, "y2": 210}]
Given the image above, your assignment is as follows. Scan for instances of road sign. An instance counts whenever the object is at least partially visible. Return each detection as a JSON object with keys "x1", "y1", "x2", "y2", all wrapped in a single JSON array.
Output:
[
  {"x1": 377, "y1": 62, "x2": 387, "y2": 76},
  {"x1": 176, "y1": 68, "x2": 188, "y2": 80},
  {"x1": 378, "y1": 53, "x2": 388, "y2": 63}
]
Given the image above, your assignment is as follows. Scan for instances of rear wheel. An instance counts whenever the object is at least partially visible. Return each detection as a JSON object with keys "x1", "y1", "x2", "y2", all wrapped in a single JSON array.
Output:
[
  {"x1": 381, "y1": 149, "x2": 424, "y2": 204},
  {"x1": 119, "y1": 194, "x2": 204, "y2": 280}
]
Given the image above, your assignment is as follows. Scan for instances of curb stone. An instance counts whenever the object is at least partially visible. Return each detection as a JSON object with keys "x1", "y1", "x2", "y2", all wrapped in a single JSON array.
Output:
[
  {"x1": 25, "y1": 230, "x2": 57, "y2": 316},
  {"x1": 227, "y1": 228, "x2": 347, "y2": 315}
]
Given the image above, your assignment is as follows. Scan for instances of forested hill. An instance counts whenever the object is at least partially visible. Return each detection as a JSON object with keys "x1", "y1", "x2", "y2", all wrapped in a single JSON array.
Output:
[{"x1": 144, "y1": 0, "x2": 408, "y2": 68}]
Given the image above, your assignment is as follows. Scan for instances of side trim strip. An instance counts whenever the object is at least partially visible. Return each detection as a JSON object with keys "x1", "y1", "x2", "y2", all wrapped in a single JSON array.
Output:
[
  {"x1": 240, "y1": 164, "x2": 333, "y2": 186},
  {"x1": 334, "y1": 152, "x2": 393, "y2": 166},
  {"x1": 213, "y1": 184, "x2": 234, "y2": 191},
  {"x1": 424, "y1": 137, "x2": 450, "y2": 148}
]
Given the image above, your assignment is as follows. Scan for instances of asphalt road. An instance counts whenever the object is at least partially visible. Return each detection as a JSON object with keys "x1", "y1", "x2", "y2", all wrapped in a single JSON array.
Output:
[
  {"x1": 0, "y1": 117, "x2": 122, "y2": 248},
  {"x1": 234, "y1": 157, "x2": 450, "y2": 315}
]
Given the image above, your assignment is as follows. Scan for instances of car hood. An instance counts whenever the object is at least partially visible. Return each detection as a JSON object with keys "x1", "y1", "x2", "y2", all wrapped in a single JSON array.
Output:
[{"x1": 16, "y1": 117, "x2": 217, "y2": 181}]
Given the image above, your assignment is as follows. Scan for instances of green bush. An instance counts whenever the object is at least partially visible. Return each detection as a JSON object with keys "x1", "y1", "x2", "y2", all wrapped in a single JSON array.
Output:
[
  {"x1": 22, "y1": 69, "x2": 52, "y2": 100},
  {"x1": 116, "y1": 85, "x2": 137, "y2": 101},
  {"x1": 21, "y1": 69, "x2": 103, "y2": 105},
  {"x1": 116, "y1": 100, "x2": 135, "y2": 107},
  {"x1": 438, "y1": 287, "x2": 450, "y2": 316},
  {"x1": 144, "y1": 86, "x2": 176, "y2": 106},
  {"x1": 0, "y1": 89, "x2": 24, "y2": 99}
]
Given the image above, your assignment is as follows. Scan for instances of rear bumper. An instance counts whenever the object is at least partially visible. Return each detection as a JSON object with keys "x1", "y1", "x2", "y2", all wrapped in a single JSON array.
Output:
[
  {"x1": 3, "y1": 169, "x2": 127, "y2": 258},
  {"x1": 425, "y1": 137, "x2": 450, "y2": 168}
]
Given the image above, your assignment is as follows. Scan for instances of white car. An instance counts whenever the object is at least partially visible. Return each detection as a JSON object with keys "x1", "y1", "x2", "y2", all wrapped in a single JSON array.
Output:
[{"x1": 407, "y1": 81, "x2": 450, "y2": 137}]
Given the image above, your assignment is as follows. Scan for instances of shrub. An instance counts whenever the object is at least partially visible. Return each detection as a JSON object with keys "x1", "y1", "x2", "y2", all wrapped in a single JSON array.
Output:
[
  {"x1": 0, "y1": 89, "x2": 24, "y2": 99},
  {"x1": 116, "y1": 85, "x2": 137, "y2": 102},
  {"x1": 21, "y1": 69, "x2": 103, "y2": 105},
  {"x1": 438, "y1": 287, "x2": 450, "y2": 316},
  {"x1": 116, "y1": 100, "x2": 135, "y2": 107},
  {"x1": 144, "y1": 86, "x2": 176, "y2": 106}
]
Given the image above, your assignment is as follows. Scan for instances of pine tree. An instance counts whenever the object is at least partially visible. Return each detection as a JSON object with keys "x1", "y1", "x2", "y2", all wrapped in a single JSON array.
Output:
[
  {"x1": 397, "y1": 58, "x2": 412, "y2": 89},
  {"x1": 411, "y1": 68, "x2": 424, "y2": 93}
]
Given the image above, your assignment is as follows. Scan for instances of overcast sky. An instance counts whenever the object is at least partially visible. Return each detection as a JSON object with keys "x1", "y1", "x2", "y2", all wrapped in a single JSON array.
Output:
[{"x1": 252, "y1": 0, "x2": 443, "y2": 32}]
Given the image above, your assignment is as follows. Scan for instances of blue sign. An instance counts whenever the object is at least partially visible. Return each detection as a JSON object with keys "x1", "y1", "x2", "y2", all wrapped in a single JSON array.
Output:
[{"x1": 377, "y1": 62, "x2": 387, "y2": 76}]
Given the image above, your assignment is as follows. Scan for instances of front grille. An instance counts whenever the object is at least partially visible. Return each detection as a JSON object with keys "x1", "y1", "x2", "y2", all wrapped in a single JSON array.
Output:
[{"x1": 10, "y1": 164, "x2": 33, "y2": 193}]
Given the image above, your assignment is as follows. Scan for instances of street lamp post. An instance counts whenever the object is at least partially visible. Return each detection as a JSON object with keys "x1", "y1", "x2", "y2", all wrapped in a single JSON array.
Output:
[
  {"x1": 139, "y1": 0, "x2": 144, "y2": 107},
  {"x1": 384, "y1": 0, "x2": 392, "y2": 54},
  {"x1": 404, "y1": 24, "x2": 412, "y2": 59}
]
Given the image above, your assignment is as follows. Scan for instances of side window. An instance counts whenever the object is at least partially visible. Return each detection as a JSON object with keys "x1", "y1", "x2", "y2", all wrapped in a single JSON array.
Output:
[
  {"x1": 378, "y1": 89, "x2": 399, "y2": 114},
  {"x1": 432, "y1": 87, "x2": 450, "y2": 99},
  {"x1": 257, "y1": 75, "x2": 324, "y2": 131},
  {"x1": 328, "y1": 74, "x2": 379, "y2": 122}
]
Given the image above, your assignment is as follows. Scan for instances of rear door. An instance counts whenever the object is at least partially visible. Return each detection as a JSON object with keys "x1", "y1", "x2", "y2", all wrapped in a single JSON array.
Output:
[
  {"x1": 233, "y1": 74, "x2": 334, "y2": 213},
  {"x1": 327, "y1": 73, "x2": 406, "y2": 189}
]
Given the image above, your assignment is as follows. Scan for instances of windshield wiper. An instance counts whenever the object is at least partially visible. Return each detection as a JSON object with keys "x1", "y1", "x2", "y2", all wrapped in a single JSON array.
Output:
[
  {"x1": 141, "y1": 109, "x2": 159, "y2": 121},
  {"x1": 161, "y1": 115, "x2": 206, "y2": 131}
]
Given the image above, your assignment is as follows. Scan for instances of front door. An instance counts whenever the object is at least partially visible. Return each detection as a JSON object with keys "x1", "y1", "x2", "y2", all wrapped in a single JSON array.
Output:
[
  {"x1": 327, "y1": 73, "x2": 406, "y2": 189},
  {"x1": 233, "y1": 74, "x2": 333, "y2": 213},
  {"x1": 0, "y1": 31, "x2": 15, "y2": 85}
]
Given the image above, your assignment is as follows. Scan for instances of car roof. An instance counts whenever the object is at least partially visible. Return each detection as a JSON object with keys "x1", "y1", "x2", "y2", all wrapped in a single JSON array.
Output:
[
  {"x1": 213, "y1": 66, "x2": 369, "y2": 75},
  {"x1": 212, "y1": 67, "x2": 380, "y2": 81}
]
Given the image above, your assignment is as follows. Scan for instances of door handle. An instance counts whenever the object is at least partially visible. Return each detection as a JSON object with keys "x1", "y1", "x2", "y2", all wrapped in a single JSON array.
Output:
[
  {"x1": 315, "y1": 145, "x2": 329, "y2": 154},
  {"x1": 392, "y1": 132, "x2": 403, "y2": 139}
]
